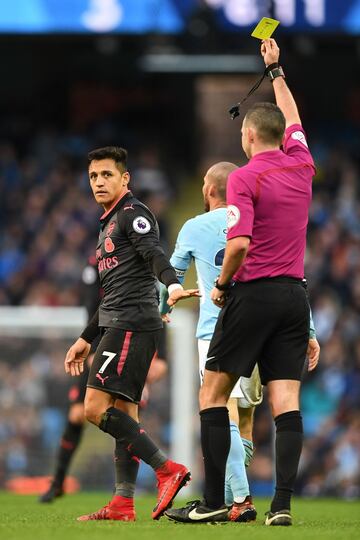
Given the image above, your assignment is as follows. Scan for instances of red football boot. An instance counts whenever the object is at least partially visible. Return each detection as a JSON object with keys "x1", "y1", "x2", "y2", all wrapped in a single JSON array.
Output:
[
  {"x1": 228, "y1": 495, "x2": 257, "y2": 522},
  {"x1": 77, "y1": 495, "x2": 136, "y2": 521},
  {"x1": 152, "y1": 460, "x2": 191, "y2": 520}
]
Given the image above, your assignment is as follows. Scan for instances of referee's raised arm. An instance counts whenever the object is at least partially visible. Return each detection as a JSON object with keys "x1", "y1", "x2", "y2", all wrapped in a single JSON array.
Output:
[{"x1": 261, "y1": 38, "x2": 301, "y2": 128}]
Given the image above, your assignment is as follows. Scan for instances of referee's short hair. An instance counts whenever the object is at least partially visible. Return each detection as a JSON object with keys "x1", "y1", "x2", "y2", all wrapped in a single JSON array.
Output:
[
  {"x1": 245, "y1": 102, "x2": 286, "y2": 146},
  {"x1": 88, "y1": 146, "x2": 128, "y2": 171}
]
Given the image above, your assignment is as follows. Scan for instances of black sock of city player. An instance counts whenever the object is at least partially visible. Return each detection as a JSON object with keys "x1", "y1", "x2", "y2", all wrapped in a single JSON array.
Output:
[
  {"x1": 53, "y1": 421, "x2": 83, "y2": 487},
  {"x1": 99, "y1": 407, "x2": 167, "y2": 470},
  {"x1": 114, "y1": 439, "x2": 140, "y2": 499},
  {"x1": 271, "y1": 410, "x2": 303, "y2": 513},
  {"x1": 200, "y1": 407, "x2": 230, "y2": 509}
]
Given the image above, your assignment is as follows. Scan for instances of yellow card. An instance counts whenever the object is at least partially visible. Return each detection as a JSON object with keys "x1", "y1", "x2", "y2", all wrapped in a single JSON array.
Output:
[{"x1": 251, "y1": 17, "x2": 280, "y2": 40}]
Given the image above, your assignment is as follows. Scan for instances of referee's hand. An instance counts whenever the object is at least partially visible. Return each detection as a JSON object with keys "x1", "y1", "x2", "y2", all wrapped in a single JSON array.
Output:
[
  {"x1": 210, "y1": 287, "x2": 226, "y2": 308},
  {"x1": 261, "y1": 38, "x2": 280, "y2": 66},
  {"x1": 307, "y1": 338, "x2": 320, "y2": 371},
  {"x1": 64, "y1": 337, "x2": 91, "y2": 377}
]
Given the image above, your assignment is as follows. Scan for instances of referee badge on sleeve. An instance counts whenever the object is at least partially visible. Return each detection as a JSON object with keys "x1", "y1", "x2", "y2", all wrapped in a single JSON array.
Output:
[
  {"x1": 133, "y1": 216, "x2": 151, "y2": 234},
  {"x1": 227, "y1": 205, "x2": 240, "y2": 228},
  {"x1": 291, "y1": 131, "x2": 308, "y2": 147}
]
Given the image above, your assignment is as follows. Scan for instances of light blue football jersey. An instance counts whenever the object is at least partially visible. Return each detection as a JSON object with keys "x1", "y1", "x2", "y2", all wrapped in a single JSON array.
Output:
[
  {"x1": 166, "y1": 206, "x2": 317, "y2": 341},
  {"x1": 170, "y1": 208, "x2": 227, "y2": 340}
]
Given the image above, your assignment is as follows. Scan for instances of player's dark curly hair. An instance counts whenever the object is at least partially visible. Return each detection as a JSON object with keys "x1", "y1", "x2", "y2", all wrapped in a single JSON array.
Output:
[
  {"x1": 88, "y1": 146, "x2": 128, "y2": 171},
  {"x1": 245, "y1": 102, "x2": 285, "y2": 145}
]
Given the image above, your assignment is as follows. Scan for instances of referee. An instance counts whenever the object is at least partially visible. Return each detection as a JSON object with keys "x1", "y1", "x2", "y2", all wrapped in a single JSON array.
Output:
[
  {"x1": 64, "y1": 146, "x2": 198, "y2": 521},
  {"x1": 166, "y1": 39, "x2": 318, "y2": 526}
]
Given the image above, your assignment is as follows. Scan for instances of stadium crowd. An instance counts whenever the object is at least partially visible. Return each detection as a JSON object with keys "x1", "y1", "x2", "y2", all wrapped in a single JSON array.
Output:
[{"x1": 0, "y1": 124, "x2": 359, "y2": 498}]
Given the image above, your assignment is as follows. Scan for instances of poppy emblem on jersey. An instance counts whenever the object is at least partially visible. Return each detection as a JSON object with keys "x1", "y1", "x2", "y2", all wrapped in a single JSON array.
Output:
[
  {"x1": 227, "y1": 205, "x2": 240, "y2": 228},
  {"x1": 291, "y1": 130, "x2": 308, "y2": 147},
  {"x1": 107, "y1": 221, "x2": 116, "y2": 236},
  {"x1": 133, "y1": 216, "x2": 151, "y2": 234},
  {"x1": 104, "y1": 237, "x2": 115, "y2": 253}
]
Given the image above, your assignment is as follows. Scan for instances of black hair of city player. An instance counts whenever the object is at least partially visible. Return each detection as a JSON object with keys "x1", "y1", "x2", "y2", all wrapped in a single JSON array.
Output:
[
  {"x1": 88, "y1": 146, "x2": 128, "y2": 172},
  {"x1": 245, "y1": 102, "x2": 286, "y2": 146}
]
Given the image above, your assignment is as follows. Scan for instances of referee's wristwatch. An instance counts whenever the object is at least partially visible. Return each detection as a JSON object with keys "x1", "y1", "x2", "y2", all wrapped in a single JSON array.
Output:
[
  {"x1": 266, "y1": 62, "x2": 285, "y2": 82},
  {"x1": 214, "y1": 277, "x2": 231, "y2": 291}
]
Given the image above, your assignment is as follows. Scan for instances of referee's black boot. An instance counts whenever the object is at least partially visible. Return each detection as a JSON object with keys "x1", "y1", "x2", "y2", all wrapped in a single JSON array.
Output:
[
  {"x1": 165, "y1": 499, "x2": 228, "y2": 523},
  {"x1": 264, "y1": 509, "x2": 292, "y2": 526}
]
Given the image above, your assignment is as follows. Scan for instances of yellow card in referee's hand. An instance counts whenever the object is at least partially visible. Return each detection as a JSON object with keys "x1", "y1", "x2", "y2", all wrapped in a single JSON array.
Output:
[{"x1": 251, "y1": 17, "x2": 280, "y2": 40}]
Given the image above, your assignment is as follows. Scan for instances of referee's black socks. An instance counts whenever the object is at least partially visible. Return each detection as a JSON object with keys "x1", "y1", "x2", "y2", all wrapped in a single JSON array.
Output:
[
  {"x1": 200, "y1": 407, "x2": 230, "y2": 509},
  {"x1": 271, "y1": 410, "x2": 303, "y2": 513},
  {"x1": 100, "y1": 407, "x2": 167, "y2": 470}
]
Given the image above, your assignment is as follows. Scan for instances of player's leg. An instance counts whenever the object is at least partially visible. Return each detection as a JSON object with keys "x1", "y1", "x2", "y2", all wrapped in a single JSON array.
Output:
[
  {"x1": 78, "y1": 390, "x2": 138, "y2": 521},
  {"x1": 84, "y1": 328, "x2": 190, "y2": 521},
  {"x1": 112, "y1": 397, "x2": 140, "y2": 519},
  {"x1": 225, "y1": 391, "x2": 256, "y2": 522},
  {"x1": 39, "y1": 366, "x2": 88, "y2": 503},
  {"x1": 238, "y1": 404, "x2": 254, "y2": 448},
  {"x1": 39, "y1": 404, "x2": 85, "y2": 503},
  {"x1": 226, "y1": 398, "x2": 249, "y2": 503}
]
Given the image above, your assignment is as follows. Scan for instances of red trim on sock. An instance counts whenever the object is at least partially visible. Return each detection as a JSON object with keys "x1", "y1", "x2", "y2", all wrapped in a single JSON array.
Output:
[{"x1": 60, "y1": 439, "x2": 75, "y2": 450}]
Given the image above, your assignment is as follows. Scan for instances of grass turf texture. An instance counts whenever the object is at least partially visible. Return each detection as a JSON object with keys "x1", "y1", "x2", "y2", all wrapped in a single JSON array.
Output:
[{"x1": 1, "y1": 492, "x2": 359, "y2": 540}]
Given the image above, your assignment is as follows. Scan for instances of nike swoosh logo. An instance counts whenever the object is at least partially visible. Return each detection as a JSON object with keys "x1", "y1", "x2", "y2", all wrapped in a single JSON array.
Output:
[
  {"x1": 265, "y1": 513, "x2": 291, "y2": 525},
  {"x1": 188, "y1": 508, "x2": 227, "y2": 521}
]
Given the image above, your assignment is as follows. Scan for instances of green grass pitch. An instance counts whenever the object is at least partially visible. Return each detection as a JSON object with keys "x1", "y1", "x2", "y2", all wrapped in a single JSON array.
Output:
[{"x1": 1, "y1": 492, "x2": 359, "y2": 540}]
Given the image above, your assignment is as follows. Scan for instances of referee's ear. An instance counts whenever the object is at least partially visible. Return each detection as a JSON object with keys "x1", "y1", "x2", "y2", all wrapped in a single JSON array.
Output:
[{"x1": 246, "y1": 126, "x2": 256, "y2": 144}]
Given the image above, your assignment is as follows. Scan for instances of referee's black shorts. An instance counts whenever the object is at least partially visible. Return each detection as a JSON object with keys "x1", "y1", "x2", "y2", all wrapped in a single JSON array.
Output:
[
  {"x1": 206, "y1": 278, "x2": 310, "y2": 385},
  {"x1": 87, "y1": 327, "x2": 161, "y2": 403}
]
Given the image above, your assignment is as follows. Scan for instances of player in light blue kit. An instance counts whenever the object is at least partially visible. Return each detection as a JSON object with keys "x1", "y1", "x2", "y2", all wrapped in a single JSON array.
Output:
[{"x1": 161, "y1": 161, "x2": 320, "y2": 521}]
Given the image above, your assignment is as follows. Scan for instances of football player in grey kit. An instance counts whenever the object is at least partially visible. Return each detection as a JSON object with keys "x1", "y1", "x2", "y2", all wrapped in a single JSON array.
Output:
[{"x1": 64, "y1": 146, "x2": 199, "y2": 521}]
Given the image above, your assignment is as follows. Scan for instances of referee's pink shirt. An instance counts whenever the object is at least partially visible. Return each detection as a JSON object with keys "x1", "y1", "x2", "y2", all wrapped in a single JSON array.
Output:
[{"x1": 227, "y1": 124, "x2": 316, "y2": 282}]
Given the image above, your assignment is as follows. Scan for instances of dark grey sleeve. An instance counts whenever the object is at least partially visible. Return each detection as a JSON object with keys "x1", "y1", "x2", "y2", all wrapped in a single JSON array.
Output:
[
  {"x1": 80, "y1": 308, "x2": 99, "y2": 343},
  {"x1": 122, "y1": 207, "x2": 179, "y2": 288}
]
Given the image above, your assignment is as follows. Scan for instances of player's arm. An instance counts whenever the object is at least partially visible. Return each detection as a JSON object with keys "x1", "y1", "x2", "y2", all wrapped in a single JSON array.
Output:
[
  {"x1": 64, "y1": 308, "x2": 98, "y2": 376},
  {"x1": 261, "y1": 38, "x2": 301, "y2": 128},
  {"x1": 122, "y1": 208, "x2": 199, "y2": 305},
  {"x1": 80, "y1": 308, "x2": 99, "y2": 343},
  {"x1": 159, "y1": 220, "x2": 194, "y2": 316},
  {"x1": 307, "y1": 306, "x2": 320, "y2": 371}
]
